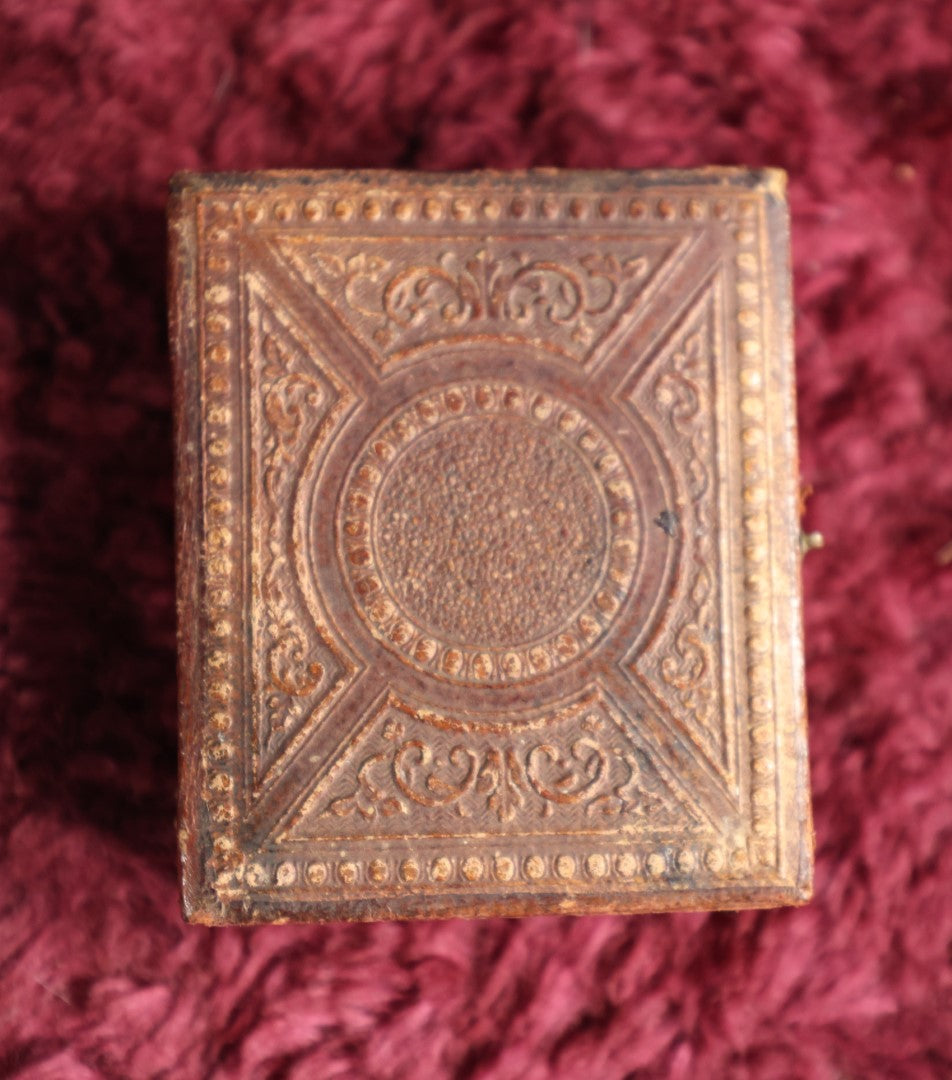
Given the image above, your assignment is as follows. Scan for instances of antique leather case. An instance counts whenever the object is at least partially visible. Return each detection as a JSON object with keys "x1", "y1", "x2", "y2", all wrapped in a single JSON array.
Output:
[{"x1": 169, "y1": 169, "x2": 812, "y2": 923}]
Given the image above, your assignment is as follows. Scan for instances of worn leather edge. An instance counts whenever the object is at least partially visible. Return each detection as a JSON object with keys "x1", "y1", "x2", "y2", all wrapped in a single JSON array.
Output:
[
  {"x1": 169, "y1": 166, "x2": 788, "y2": 198},
  {"x1": 762, "y1": 178, "x2": 814, "y2": 901},
  {"x1": 185, "y1": 884, "x2": 811, "y2": 927},
  {"x1": 168, "y1": 185, "x2": 207, "y2": 920}
]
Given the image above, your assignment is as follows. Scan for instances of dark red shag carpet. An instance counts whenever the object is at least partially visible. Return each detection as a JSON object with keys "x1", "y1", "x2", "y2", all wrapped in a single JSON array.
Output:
[{"x1": 2, "y1": 2, "x2": 951, "y2": 1077}]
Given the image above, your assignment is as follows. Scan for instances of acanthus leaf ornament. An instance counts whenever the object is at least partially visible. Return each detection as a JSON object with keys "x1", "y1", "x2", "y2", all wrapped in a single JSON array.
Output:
[{"x1": 478, "y1": 747, "x2": 529, "y2": 823}]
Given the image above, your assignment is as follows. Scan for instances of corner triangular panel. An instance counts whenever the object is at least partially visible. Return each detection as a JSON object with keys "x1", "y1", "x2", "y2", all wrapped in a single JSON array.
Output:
[
  {"x1": 245, "y1": 278, "x2": 356, "y2": 788},
  {"x1": 280, "y1": 692, "x2": 710, "y2": 843},
  {"x1": 626, "y1": 274, "x2": 738, "y2": 793},
  {"x1": 268, "y1": 233, "x2": 690, "y2": 370}
]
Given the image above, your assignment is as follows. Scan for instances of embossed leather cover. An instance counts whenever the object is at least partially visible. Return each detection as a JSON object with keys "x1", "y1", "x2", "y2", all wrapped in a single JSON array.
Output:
[{"x1": 169, "y1": 169, "x2": 812, "y2": 923}]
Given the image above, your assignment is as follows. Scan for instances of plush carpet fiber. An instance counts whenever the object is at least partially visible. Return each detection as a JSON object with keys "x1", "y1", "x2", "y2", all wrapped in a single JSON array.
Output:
[{"x1": 2, "y1": 1, "x2": 951, "y2": 1076}]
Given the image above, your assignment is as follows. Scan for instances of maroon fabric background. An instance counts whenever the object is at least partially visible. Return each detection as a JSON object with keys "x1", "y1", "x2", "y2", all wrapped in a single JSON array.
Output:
[{"x1": 2, "y1": 1, "x2": 951, "y2": 1077}]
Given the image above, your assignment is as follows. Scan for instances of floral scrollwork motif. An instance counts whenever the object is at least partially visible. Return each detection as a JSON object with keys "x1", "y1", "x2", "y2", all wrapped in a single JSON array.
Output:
[
  {"x1": 384, "y1": 262, "x2": 477, "y2": 327},
  {"x1": 267, "y1": 627, "x2": 324, "y2": 697},
  {"x1": 503, "y1": 253, "x2": 649, "y2": 327},
  {"x1": 660, "y1": 564, "x2": 715, "y2": 724},
  {"x1": 261, "y1": 331, "x2": 324, "y2": 499},
  {"x1": 318, "y1": 726, "x2": 693, "y2": 827},
  {"x1": 653, "y1": 330, "x2": 710, "y2": 500},
  {"x1": 261, "y1": 555, "x2": 327, "y2": 742},
  {"x1": 502, "y1": 262, "x2": 587, "y2": 325},
  {"x1": 264, "y1": 372, "x2": 323, "y2": 449},
  {"x1": 322, "y1": 248, "x2": 652, "y2": 348},
  {"x1": 526, "y1": 739, "x2": 607, "y2": 805},
  {"x1": 393, "y1": 741, "x2": 480, "y2": 808},
  {"x1": 586, "y1": 749, "x2": 642, "y2": 817},
  {"x1": 638, "y1": 300, "x2": 721, "y2": 753},
  {"x1": 255, "y1": 313, "x2": 329, "y2": 753},
  {"x1": 275, "y1": 238, "x2": 665, "y2": 361},
  {"x1": 310, "y1": 252, "x2": 393, "y2": 320},
  {"x1": 654, "y1": 370, "x2": 701, "y2": 426},
  {"x1": 327, "y1": 754, "x2": 406, "y2": 820}
]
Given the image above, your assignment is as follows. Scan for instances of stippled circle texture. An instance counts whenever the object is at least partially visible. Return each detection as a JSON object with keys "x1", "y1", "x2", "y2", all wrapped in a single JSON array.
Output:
[{"x1": 375, "y1": 413, "x2": 606, "y2": 645}]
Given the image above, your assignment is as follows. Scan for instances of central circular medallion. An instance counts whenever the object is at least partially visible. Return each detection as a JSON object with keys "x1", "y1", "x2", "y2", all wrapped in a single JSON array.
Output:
[
  {"x1": 339, "y1": 381, "x2": 641, "y2": 685},
  {"x1": 376, "y1": 413, "x2": 606, "y2": 646}
]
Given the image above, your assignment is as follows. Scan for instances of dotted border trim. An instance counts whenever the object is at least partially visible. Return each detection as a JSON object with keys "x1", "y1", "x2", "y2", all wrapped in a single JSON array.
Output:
[
  {"x1": 240, "y1": 192, "x2": 734, "y2": 228},
  {"x1": 242, "y1": 842, "x2": 750, "y2": 893},
  {"x1": 198, "y1": 198, "x2": 245, "y2": 890},
  {"x1": 734, "y1": 199, "x2": 779, "y2": 868}
]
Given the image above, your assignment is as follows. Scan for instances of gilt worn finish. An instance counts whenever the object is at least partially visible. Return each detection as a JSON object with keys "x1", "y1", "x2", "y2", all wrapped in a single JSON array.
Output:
[{"x1": 169, "y1": 168, "x2": 812, "y2": 924}]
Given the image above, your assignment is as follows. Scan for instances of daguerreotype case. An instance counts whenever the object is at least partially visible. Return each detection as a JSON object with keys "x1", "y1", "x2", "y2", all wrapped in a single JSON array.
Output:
[{"x1": 169, "y1": 169, "x2": 812, "y2": 924}]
